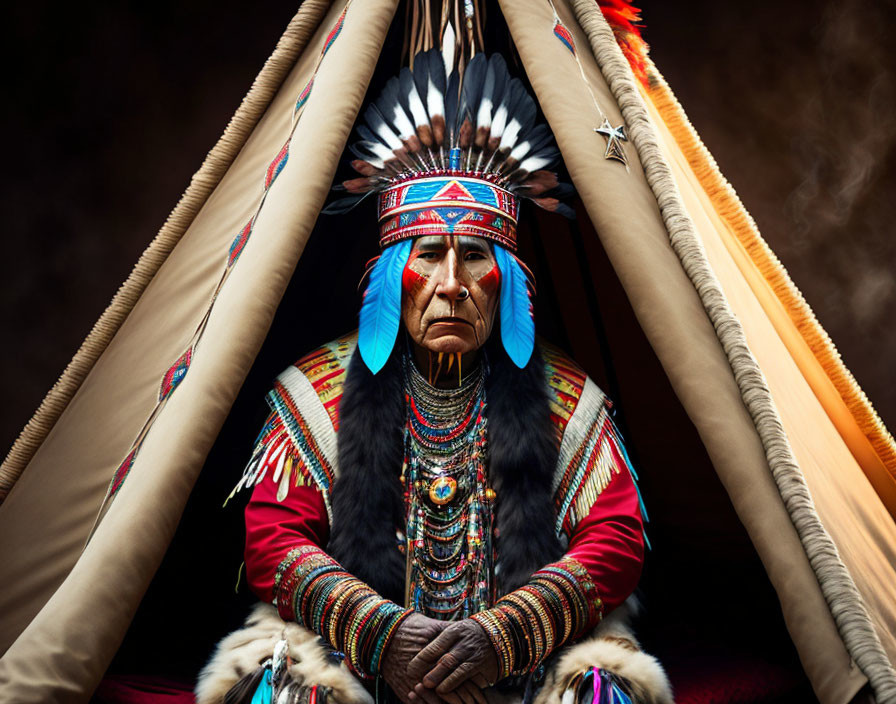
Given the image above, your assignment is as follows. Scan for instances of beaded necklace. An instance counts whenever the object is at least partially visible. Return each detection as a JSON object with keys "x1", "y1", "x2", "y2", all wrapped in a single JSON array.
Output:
[{"x1": 401, "y1": 351, "x2": 495, "y2": 620}]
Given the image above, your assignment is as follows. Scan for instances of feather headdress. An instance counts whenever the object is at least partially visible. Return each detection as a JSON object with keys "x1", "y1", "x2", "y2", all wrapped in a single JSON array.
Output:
[
  {"x1": 325, "y1": 42, "x2": 573, "y2": 236},
  {"x1": 331, "y1": 37, "x2": 570, "y2": 373}
]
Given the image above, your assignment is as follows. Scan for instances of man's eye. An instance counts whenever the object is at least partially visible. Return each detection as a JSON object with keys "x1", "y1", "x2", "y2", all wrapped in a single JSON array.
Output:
[
  {"x1": 417, "y1": 252, "x2": 440, "y2": 261},
  {"x1": 464, "y1": 251, "x2": 486, "y2": 261}
]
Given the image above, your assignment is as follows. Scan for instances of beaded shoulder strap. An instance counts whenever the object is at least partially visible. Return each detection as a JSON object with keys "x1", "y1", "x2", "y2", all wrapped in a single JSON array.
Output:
[
  {"x1": 540, "y1": 341, "x2": 589, "y2": 448},
  {"x1": 228, "y1": 332, "x2": 357, "y2": 521},
  {"x1": 540, "y1": 342, "x2": 643, "y2": 540},
  {"x1": 292, "y1": 331, "x2": 358, "y2": 432}
]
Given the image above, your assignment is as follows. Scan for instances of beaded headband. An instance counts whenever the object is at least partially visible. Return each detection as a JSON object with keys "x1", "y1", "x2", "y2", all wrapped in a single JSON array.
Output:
[{"x1": 378, "y1": 172, "x2": 519, "y2": 250}]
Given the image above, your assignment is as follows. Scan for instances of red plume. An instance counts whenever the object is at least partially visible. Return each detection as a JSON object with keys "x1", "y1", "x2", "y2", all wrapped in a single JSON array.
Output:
[{"x1": 597, "y1": 0, "x2": 649, "y2": 85}]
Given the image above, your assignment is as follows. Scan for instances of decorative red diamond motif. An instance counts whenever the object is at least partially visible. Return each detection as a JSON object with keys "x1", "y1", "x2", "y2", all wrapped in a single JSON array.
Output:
[
  {"x1": 110, "y1": 446, "x2": 138, "y2": 497},
  {"x1": 159, "y1": 347, "x2": 193, "y2": 402}
]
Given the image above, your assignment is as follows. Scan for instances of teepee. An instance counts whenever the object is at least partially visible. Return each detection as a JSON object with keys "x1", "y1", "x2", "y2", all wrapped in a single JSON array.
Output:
[{"x1": 0, "y1": 2, "x2": 894, "y2": 702}]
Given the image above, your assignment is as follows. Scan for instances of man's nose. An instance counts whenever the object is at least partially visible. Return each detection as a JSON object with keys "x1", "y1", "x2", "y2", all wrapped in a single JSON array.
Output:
[{"x1": 434, "y1": 250, "x2": 464, "y2": 302}]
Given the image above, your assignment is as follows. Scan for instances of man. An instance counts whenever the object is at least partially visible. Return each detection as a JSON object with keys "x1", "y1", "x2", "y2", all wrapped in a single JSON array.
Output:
[{"x1": 198, "y1": 46, "x2": 669, "y2": 704}]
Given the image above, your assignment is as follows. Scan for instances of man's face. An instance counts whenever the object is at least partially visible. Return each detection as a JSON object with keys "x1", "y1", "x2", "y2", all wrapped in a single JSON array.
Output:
[{"x1": 401, "y1": 235, "x2": 500, "y2": 355}]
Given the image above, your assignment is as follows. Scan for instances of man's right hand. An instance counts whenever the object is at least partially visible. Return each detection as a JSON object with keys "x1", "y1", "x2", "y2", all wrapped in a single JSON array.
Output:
[
  {"x1": 382, "y1": 613, "x2": 448, "y2": 704},
  {"x1": 382, "y1": 613, "x2": 488, "y2": 704}
]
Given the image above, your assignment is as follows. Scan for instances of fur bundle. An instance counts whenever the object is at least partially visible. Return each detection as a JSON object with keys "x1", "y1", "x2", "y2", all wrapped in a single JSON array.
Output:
[
  {"x1": 483, "y1": 339, "x2": 564, "y2": 593},
  {"x1": 328, "y1": 345, "x2": 408, "y2": 604},
  {"x1": 535, "y1": 599, "x2": 674, "y2": 704},
  {"x1": 195, "y1": 604, "x2": 373, "y2": 704}
]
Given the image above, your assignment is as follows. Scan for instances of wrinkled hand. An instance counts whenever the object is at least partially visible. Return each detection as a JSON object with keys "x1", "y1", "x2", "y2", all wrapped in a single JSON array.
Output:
[
  {"x1": 382, "y1": 613, "x2": 448, "y2": 704},
  {"x1": 407, "y1": 619, "x2": 499, "y2": 704}
]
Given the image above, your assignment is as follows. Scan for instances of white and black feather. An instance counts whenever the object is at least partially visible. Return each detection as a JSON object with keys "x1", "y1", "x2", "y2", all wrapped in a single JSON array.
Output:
[{"x1": 324, "y1": 42, "x2": 572, "y2": 217}]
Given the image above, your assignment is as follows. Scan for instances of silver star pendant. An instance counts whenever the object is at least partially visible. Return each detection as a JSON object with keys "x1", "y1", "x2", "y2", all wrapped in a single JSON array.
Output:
[{"x1": 594, "y1": 118, "x2": 628, "y2": 166}]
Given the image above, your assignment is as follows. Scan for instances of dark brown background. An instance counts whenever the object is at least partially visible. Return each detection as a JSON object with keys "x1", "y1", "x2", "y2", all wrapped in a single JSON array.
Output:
[{"x1": 2, "y1": 0, "x2": 894, "y2": 453}]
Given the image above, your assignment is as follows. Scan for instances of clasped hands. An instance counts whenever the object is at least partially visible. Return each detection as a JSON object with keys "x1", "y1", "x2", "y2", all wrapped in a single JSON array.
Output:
[{"x1": 381, "y1": 612, "x2": 500, "y2": 704}]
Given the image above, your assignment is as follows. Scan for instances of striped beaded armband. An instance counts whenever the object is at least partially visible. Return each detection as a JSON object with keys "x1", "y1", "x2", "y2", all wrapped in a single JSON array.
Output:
[
  {"x1": 470, "y1": 608, "x2": 515, "y2": 679},
  {"x1": 273, "y1": 546, "x2": 410, "y2": 678},
  {"x1": 471, "y1": 556, "x2": 602, "y2": 678}
]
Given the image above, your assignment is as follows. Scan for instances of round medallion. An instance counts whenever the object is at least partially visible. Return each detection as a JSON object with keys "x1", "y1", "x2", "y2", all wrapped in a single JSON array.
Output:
[{"x1": 429, "y1": 476, "x2": 458, "y2": 505}]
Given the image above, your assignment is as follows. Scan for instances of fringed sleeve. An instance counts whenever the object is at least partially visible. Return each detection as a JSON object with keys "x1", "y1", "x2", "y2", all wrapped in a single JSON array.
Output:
[
  {"x1": 564, "y1": 450, "x2": 645, "y2": 614},
  {"x1": 552, "y1": 378, "x2": 646, "y2": 616},
  {"x1": 238, "y1": 344, "x2": 347, "y2": 604},
  {"x1": 239, "y1": 402, "x2": 337, "y2": 604}
]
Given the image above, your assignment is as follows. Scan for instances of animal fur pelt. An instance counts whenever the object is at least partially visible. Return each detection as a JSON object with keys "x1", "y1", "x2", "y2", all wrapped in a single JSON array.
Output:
[
  {"x1": 535, "y1": 599, "x2": 674, "y2": 704},
  {"x1": 482, "y1": 337, "x2": 564, "y2": 594},
  {"x1": 195, "y1": 603, "x2": 373, "y2": 704},
  {"x1": 328, "y1": 338, "x2": 563, "y2": 601},
  {"x1": 328, "y1": 344, "x2": 407, "y2": 603},
  {"x1": 196, "y1": 599, "x2": 672, "y2": 704}
]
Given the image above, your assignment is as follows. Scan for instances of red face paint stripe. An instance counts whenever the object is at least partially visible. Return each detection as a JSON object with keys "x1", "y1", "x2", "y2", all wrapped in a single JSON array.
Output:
[
  {"x1": 476, "y1": 262, "x2": 500, "y2": 287},
  {"x1": 402, "y1": 260, "x2": 429, "y2": 294}
]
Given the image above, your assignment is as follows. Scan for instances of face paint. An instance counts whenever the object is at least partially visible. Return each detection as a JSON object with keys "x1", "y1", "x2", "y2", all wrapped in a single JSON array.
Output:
[
  {"x1": 476, "y1": 262, "x2": 500, "y2": 292},
  {"x1": 402, "y1": 253, "x2": 429, "y2": 297}
]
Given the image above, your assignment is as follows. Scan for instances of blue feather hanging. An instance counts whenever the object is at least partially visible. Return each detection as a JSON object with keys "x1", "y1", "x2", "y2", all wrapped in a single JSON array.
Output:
[
  {"x1": 494, "y1": 244, "x2": 535, "y2": 368},
  {"x1": 250, "y1": 668, "x2": 273, "y2": 704},
  {"x1": 358, "y1": 239, "x2": 412, "y2": 373}
]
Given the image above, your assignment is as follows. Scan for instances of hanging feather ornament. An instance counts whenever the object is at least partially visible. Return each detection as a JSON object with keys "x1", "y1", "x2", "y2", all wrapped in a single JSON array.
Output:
[
  {"x1": 561, "y1": 666, "x2": 638, "y2": 704},
  {"x1": 405, "y1": 0, "x2": 485, "y2": 76},
  {"x1": 358, "y1": 239, "x2": 413, "y2": 373},
  {"x1": 495, "y1": 244, "x2": 535, "y2": 368},
  {"x1": 596, "y1": 0, "x2": 649, "y2": 86},
  {"x1": 249, "y1": 666, "x2": 273, "y2": 704}
]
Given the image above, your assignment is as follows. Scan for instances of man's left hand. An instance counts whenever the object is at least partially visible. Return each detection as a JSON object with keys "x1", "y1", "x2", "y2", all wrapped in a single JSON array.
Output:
[{"x1": 407, "y1": 619, "x2": 499, "y2": 698}]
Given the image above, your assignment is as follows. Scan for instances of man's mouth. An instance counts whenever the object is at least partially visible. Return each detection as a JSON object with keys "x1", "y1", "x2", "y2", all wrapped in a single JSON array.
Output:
[{"x1": 428, "y1": 317, "x2": 474, "y2": 328}]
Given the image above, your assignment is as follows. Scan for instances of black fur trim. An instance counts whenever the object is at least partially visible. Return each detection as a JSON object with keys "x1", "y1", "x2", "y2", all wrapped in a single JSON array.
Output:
[
  {"x1": 329, "y1": 338, "x2": 563, "y2": 601},
  {"x1": 328, "y1": 345, "x2": 407, "y2": 603},
  {"x1": 485, "y1": 339, "x2": 564, "y2": 594}
]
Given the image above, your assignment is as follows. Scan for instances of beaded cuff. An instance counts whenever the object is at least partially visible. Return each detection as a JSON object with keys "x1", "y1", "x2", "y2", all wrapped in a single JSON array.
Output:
[
  {"x1": 471, "y1": 556, "x2": 603, "y2": 679},
  {"x1": 274, "y1": 546, "x2": 411, "y2": 678}
]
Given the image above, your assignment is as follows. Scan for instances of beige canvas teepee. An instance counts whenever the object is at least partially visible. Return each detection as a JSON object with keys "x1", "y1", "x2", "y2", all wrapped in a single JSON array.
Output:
[{"x1": 0, "y1": 1, "x2": 894, "y2": 702}]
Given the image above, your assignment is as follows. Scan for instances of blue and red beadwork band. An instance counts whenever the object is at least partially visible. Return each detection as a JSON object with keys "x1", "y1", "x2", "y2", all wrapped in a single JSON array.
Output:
[{"x1": 378, "y1": 174, "x2": 520, "y2": 252}]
